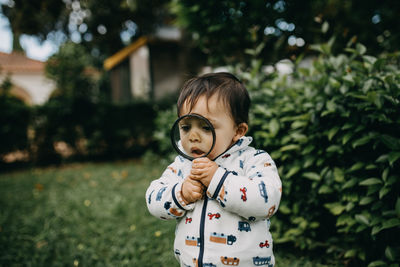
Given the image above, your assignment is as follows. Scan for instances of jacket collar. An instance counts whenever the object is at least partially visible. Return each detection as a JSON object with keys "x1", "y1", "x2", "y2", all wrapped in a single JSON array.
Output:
[{"x1": 214, "y1": 136, "x2": 252, "y2": 160}]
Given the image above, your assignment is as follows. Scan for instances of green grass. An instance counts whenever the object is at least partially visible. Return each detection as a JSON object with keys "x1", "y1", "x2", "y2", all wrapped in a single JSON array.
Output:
[{"x1": 0, "y1": 160, "x2": 332, "y2": 267}]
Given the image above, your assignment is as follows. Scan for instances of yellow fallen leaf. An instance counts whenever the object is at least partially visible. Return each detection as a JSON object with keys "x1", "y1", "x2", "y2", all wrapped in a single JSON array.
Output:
[
  {"x1": 84, "y1": 200, "x2": 91, "y2": 207},
  {"x1": 154, "y1": 231, "x2": 162, "y2": 237}
]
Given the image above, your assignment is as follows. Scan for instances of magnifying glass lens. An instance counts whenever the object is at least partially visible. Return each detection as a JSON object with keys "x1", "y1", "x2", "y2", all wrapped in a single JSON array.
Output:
[{"x1": 171, "y1": 114, "x2": 216, "y2": 160}]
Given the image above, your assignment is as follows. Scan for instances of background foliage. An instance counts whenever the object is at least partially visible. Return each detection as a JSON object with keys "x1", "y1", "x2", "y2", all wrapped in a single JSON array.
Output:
[
  {"x1": 239, "y1": 40, "x2": 400, "y2": 266},
  {"x1": 0, "y1": 76, "x2": 30, "y2": 156},
  {"x1": 2, "y1": 0, "x2": 399, "y2": 65},
  {"x1": 170, "y1": 0, "x2": 400, "y2": 65},
  {"x1": 31, "y1": 99, "x2": 157, "y2": 165}
]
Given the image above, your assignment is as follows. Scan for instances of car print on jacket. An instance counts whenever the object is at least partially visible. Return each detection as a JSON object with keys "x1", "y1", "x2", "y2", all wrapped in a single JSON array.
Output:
[
  {"x1": 156, "y1": 187, "x2": 167, "y2": 201},
  {"x1": 253, "y1": 256, "x2": 273, "y2": 266},
  {"x1": 185, "y1": 236, "x2": 201, "y2": 247},
  {"x1": 258, "y1": 181, "x2": 268, "y2": 203},
  {"x1": 210, "y1": 232, "x2": 237, "y2": 245},
  {"x1": 238, "y1": 221, "x2": 251, "y2": 232},
  {"x1": 220, "y1": 256, "x2": 240, "y2": 266}
]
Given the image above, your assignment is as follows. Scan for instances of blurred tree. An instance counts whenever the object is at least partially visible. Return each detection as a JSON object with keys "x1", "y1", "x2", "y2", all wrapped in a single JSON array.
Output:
[
  {"x1": 2, "y1": 0, "x2": 399, "y2": 66},
  {"x1": 171, "y1": 0, "x2": 400, "y2": 65},
  {"x1": 1, "y1": 0, "x2": 68, "y2": 52},
  {"x1": 1, "y1": 0, "x2": 172, "y2": 59},
  {"x1": 45, "y1": 41, "x2": 95, "y2": 99}
]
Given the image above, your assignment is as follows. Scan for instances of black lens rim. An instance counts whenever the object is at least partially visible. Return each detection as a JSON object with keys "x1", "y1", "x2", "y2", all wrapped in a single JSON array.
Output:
[{"x1": 170, "y1": 113, "x2": 216, "y2": 161}]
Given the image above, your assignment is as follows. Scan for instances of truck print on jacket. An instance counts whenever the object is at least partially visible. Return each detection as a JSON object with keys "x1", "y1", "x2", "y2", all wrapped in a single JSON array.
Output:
[{"x1": 146, "y1": 136, "x2": 282, "y2": 266}]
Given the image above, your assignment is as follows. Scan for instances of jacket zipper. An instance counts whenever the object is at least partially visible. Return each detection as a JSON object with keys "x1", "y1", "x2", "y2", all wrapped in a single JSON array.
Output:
[{"x1": 197, "y1": 197, "x2": 208, "y2": 267}]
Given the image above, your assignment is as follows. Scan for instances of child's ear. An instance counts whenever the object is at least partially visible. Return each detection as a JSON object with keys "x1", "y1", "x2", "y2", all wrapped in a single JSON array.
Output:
[{"x1": 233, "y1": 123, "x2": 248, "y2": 142}]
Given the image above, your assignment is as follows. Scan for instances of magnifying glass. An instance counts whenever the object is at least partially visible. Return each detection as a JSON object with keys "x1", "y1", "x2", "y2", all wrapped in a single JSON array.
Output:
[{"x1": 170, "y1": 114, "x2": 216, "y2": 160}]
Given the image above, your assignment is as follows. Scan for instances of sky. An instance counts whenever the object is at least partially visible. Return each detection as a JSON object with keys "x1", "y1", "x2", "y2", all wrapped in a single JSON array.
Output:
[{"x1": 0, "y1": 11, "x2": 56, "y2": 62}]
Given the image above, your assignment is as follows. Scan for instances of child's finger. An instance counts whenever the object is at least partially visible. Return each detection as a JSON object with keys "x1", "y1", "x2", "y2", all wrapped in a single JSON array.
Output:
[
  {"x1": 193, "y1": 157, "x2": 211, "y2": 164},
  {"x1": 192, "y1": 192, "x2": 203, "y2": 200},
  {"x1": 191, "y1": 168, "x2": 203, "y2": 175},
  {"x1": 188, "y1": 176, "x2": 201, "y2": 182}
]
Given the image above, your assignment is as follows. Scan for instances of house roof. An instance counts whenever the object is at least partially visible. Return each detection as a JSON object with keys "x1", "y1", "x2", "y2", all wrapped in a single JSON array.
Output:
[
  {"x1": 103, "y1": 36, "x2": 148, "y2": 71},
  {"x1": 0, "y1": 51, "x2": 44, "y2": 73}
]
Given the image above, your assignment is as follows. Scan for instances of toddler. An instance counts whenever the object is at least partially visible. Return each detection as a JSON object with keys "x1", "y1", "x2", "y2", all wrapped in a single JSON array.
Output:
[{"x1": 146, "y1": 72, "x2": 282, "y2": 267}]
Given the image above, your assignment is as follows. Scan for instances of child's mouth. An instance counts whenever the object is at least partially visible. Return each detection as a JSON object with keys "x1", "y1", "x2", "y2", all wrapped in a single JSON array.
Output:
[{"x1": 191, "y1": 148, "x2": 205, "y2": 157}]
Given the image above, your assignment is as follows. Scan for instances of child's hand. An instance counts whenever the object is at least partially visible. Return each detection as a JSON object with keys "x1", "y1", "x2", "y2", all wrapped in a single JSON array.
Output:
[
  {"x1": 190, "y1": 157, "x2": 218, "y2": 187},
  {"x1": 182, "y1": 177, "x2": 205, "y2": 205}
]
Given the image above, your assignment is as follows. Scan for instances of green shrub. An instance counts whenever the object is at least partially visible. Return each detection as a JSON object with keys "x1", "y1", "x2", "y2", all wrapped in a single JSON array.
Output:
[
  {"x1": 152, "y1": 105, "x2": 177, "y2": 162},
  {"x1": 31, "y1": 97, "x2": 157, "y2": 164},
  {"x1": 0, "y1": 76, "x2": 30, "y2": 156},
  {"x1": 242, "y1": 40, "x2": 400, "y2": 265}
]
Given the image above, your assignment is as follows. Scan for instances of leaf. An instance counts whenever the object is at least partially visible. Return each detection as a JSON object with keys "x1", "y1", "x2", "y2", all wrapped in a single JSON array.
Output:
[
  {"x1": 324, "y1": 202, "x2": 346, "y2": 215},
  {"x1": 349, "y1": 162, "x2": 364, "y2": 172},
  {"x1": 334, "y1": 167, "x2": 345, "y2": 183},
  {"x1": 396, "y1": 198, "x2": 400, "y2": 216},
  {"x1": 363, "y1": 55, "x2": 377, "y2": 65},
  {"x1": 368, "y1": 261, "x2": 387, "y2": 267},
  {"x1": 326, "y1": 145, "x2": 341, "y2": 153},
  {"x1": 286, "y1": 165, "x2": 301, "y2": 178},
  {"x1": 382, "y1": 168, "x2": 389, "y2": 182},
  {"x1": 279, "y1": 204, "x2": 291, "y2": 215},
  {"x1": 280, "y1": 144, "x2": 300, "y2": 152},
  {"x1": 359, "y1": 178, "x2": 382, "y2": 186},
  {"x1": 359, "y1": 197, "x2": 374, "y2": 205},
  {"x1": 303, "y1": 156, "x2": 315, "y2": 168},
  {"x1": 388, "y1": 151, "x2": 400, "y2": 166},
  {"x1": 385, "y1": 246, "x2": 397, "y2": 261},
  {"x1": 318, "y1": 185, "x2": 333, "y2": 194},
  {"x1": 379, "y1": 186, "x2": 390, "y2": 199},
  {"x1": 268, "y1": 118, "x2": 280, "y2": 137},
  {"x1": 322, "y1": 21, "x2": 329, "y2": 33},
  {"x1": 343, "y1": 74, "x2": 355, "y2": 85},
  {"x1": 344, "y1": 249, "x2": 357, "y2": 258},
  {"x1": 291, "y1": 120, "x2": 307, "y2": 129},
  {"x1": 329, "y1": 77, "x2": 341, "y2": 88},
  {"x1": 356, "y1": 43, "x2": 367, "y2": 55},
  {"x1": 352, "y1": 135, "x2": 371, "y2": 148},
  {"x1": 341, "y1": 123, "x2": 353, "y2": 130},
  {"x1": 355, "y1": 214, "x2": 370, "y2": 226},
  {"x1": 381, "y1": 218, "x2": 400, "y2": 231},
  {"x1": 342, "y1": 132, "x2": 353, "y2": 145},
  {"x1": 342, "y1": 178, "x2": 358, "y2": 189},
  {"x1": 376, "y1": 154, "x2": 388, "y2": 163},
  {"x1": 371, "y1": 225, "x2": 383, "y2": 236},
  {"x1": 302, "y1": 172, "x2": 321, "y2": 181},
  {"x1": 379, "y1": 135, "x2": 400, "y2": 150}
]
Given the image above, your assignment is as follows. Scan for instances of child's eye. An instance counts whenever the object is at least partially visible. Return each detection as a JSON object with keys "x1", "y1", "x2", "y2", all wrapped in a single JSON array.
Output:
[
  {"x1": 180, "y1": 125, "x2": 190, "y2": 132},
  {"x1": 202, "y1": 126, "x2": 212, "y2": 132}
]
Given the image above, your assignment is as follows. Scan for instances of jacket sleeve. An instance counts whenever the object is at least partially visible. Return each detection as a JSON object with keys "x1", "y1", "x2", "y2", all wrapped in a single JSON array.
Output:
[
  {"x1": 206, "y1": 150, "x2": 282, "y2": 221},
  {"x1": 145, "y1": 156, "x2": 194, "y2": 220}
]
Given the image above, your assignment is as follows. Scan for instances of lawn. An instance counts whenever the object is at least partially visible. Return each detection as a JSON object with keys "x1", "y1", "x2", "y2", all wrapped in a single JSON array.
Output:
[{"x1": 0, "y1": 159, "x2": 330, "y2": 267}]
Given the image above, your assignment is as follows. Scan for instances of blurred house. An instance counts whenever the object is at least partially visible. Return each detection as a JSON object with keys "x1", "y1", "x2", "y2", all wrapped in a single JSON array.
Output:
[
  {"x1": 0, "y1": 51, "x2": 55, "y2": 105},
  {"x1": 104, "y1": 28, "x2": 204, "y2": 103}
]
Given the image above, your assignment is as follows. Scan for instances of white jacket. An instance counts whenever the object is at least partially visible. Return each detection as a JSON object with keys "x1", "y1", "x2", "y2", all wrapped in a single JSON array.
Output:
[{"x1": 146, "y1": 136, "x2": 282, "y2": 267}]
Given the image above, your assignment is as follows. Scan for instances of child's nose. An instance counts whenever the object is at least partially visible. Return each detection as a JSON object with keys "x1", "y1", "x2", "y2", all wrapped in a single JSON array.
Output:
[{"x1": 189, "y1": 130, "x2": 200, "y2": 142}]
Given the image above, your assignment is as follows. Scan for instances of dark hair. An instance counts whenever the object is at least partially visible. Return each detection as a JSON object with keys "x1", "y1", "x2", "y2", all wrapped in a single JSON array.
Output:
[{"x1": 177, "y1": 72, "x2": 250, "y2": 125}]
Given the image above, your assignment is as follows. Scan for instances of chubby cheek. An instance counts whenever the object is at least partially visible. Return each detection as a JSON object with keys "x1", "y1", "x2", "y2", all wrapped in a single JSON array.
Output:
[{"x1": 208, "y1": 141, "x2": 228, "y2": 159}]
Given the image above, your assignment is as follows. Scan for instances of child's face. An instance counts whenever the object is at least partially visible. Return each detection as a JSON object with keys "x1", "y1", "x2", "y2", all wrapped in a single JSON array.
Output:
[{"x1": 179, "y1": 93, "x2": 243, "y2": 160}]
